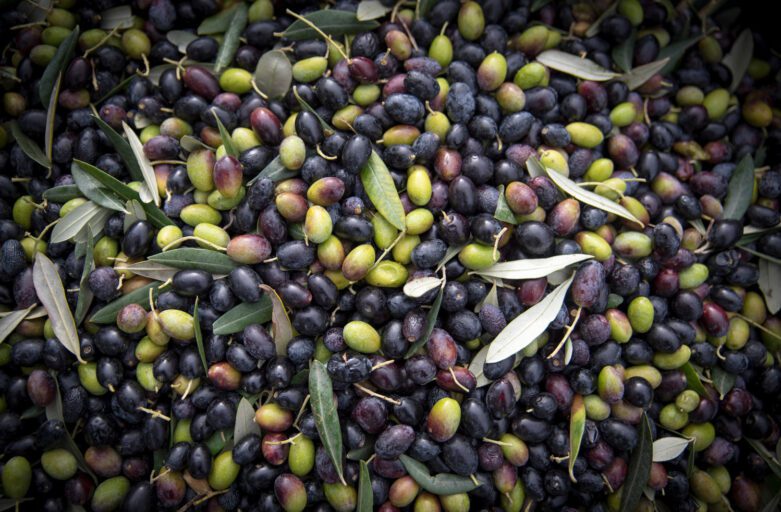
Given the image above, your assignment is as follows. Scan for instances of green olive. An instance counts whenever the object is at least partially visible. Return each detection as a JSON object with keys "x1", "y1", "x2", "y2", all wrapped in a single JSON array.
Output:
[{"x1": 343, "y1": 321, "x2": 381, "y2": 353}]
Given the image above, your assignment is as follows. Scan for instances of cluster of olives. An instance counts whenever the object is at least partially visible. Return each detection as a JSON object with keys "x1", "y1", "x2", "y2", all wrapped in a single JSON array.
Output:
[{"x1": 1, "y1": 0, "x2": 781, "y2": 511}]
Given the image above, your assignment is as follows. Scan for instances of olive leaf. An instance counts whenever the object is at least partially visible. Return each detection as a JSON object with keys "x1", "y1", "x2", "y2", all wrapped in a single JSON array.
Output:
[
  {"x1": 33, "y1": 254, "x2": 84, "y2": 363},
  {"x1": 260, "y1": 285, "x2": 294, "y2": 356},
  {"x1": 123, "y1": 200, "x2": 148, "y2": 232},
  {"x1": 123, "y1": 121, "x2": 160, "y2": 206},
  {"x1": 469, "y1": 345, "x2": 492, "y2": 388},
  {"x1": 347, "y1": 438, "x2": 375, "y2": 461},
  {"x1": 100, "y1": 6, "x2": 134, "y2": 29},
  {"x1": 126, "y1": 261, "x2": 181, "y2": 282},
  {"x1": 538, "y1": 157, "x2": 644, "y2": 227},
  {"x1": 92, "y1": 115, "x2": 144, "y2": 182},
  {"x1": 652, "y1": 437, "x2": 691, "y2": 462},
  {"x1": 213, "y1": 297, "x2": 273, "y2": 335},
  {"x1": 613, "y1": 30, "x2": 636, "y2": 73},
  {"x1": 759, "y1": 259, "x2": 781, "y2": 314},
  {"x1": 399, "y1": 454, "x2": 481, "y2": 495},
  {"x1": 761, "y1": 490, "x2": 781, "y2": 512},
  {"x1": 620, "y1": 412, "x2": 653, "y2": 512},
  {"x1": 234, "y1": 397, "x2": 261, "y2": 443},
  {"x1": 621, "y1": 58, "x2": 670, "y2": 90},
  {"x1": 46, "y1": 378, "x2": 97, "y2": 481},
  {"x1": 535, "y1": 49, "x2": 620, "y2": 81},
  {"x1": 294, "y1": 87, "x2": 334, "y2": 132},
  {"x1": 72, "y1": 159, "x2": 172, "y2": 228},
  {"x1": 43, "y1": 185, "x2": 81, "y2": 203},
  {"x1": 357, "y1": 460, "x2": 374, "y2": 512},
  {"x1": 494, "y1": 185, "x2": 518, "y2": 224},
  {"x1": 746, "y1": 439, "x2": 781, "y2": 480},
  {"x1": 8, "y1": 120, "x2": 51, "y2": 169},
  {"x1": 71, "y1": 162, "x2": 127, "y2": 212},
  {"x1": 710, "y1": 366, "x2": 736, "y2": 399},
  {"x1": 90, "y1": 282, "x2": 161, "y2": 324},
  {"x1": 95, "y1": 75, "x2": 136, "y2": 105},
  {"x1": 681, "y1": 362, "x2": 709, "y2": 397},
  {"x1": 474, "y1": 254, "x2": 594, "y2": 280},
  {"x1": 486, "y1": 273, "x2": 574, "y2": 363},
  {"x1": 39, "y1": 26, "x2": 79, "y2": 106},
  {"x1": 658, "y1": 34, "x2": 703, "y2": 75},
  {"x1": 357, "y1": 0, "x2": 391, "y2": 20},
  {"x1": 405, "y1": 280, "x2": 445, "y2": 358},
  {"x1": 213, "y1": 111, "x2": 239, "y2": 158},
  {"x1": 74, "y1": 228, "x2": 95, "y2": 326},
  {"x1": 0, "y1": 304, "x2": 38, "y2": 344},
  {"x1": 531, "y1": 0, "x2": 553, "y2": 11},
  {"x1": 361, "y1": 151, "x2": 406, "y2": 231},
  {"x1": 584, "y1": 2, "x2": 618, "y2": 38},
  {"x1": 167, "y1": 30, "x2": 198, "y2": 53},
  {"x1": 722, "y1": 154, "x2": 754, "y2": 220},
  {"x1": 214, "y1": 3, "x2": 248, "y2": 74},
  {"x1": 526, "y1": 155, "x2": 546, "y2": 178},
  {"x1": 723, "y1": 28, "x2": 753, "y2": 91},
  {"x1": 247, "y1": 155, "x2": 299, "y2": 185},
  {"x1": 403, "y1": 277, "x2": 443, "y2": 298},
  {"x1": 309, "y1": 360, "x2": 345, "y2": 485},
  {"x1": 149, "y1": 248, "x2": 238, "y2": 274},
  {"x1": 50, "y1": 200, "x2": 112, "y2": 244},
  {"x1": 569, "y1": 394, "x2": 586, "y2": 482},
  {"x1": 282, "y1": 10, "x2": 380, "y2": 41},
  {"x1": 45, "y1": 73, "x2": 62, "y2": 163},
  {"x1": 193, "y1": 297, "x2": 208, "y2": 374},
  {"x1": 181, "y1": 135, "x2": 214, "y2": 153},
  {"x1": 198, "y1": 4, "x2": 241, "y2": 35},
  {"x1": 253, "y1": 50, "x2": 293, "y2": 100}
]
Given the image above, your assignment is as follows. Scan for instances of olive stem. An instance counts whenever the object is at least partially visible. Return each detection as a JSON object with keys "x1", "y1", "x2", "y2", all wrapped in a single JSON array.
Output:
[
  {"x1": 137, "y1": 406, "x2": 171, "y2": 422},
  {"x1": 449, "y1": 366, "x2": 470, "y2": 393},
  {"x1": 371, "y1": 359, "x2": 396, "y2": 371},
  {"x1": 34, "y1": 218, "x2": 59, "y2": 242},
  {"x1": 161, "y1": 236, "x2": 227, "y2": 252},
  {"x1": 353, "y1": 383, "x2": 401, "y2": 405},
  {"x1": 293, "y1": 394, "x2": 310, "y2": 428},
  {"x1": 285, "y1": 10, "x2": 350, "y2": 61},
  {"x1": 250, "y1": 79, "x2": 269, "y2": 100},
  {"x1": 150, "y1": 160, "x2": 187, "y2": 166},
  {"x1": 137, "y1": 54, "x2": 151, "y2": 78},
  {"x1": 369, "y1": 229, "x2": 407, "y2": 272},
  {"x1": 737, "y1": 244, "x2": 781, "y2": 266},
  {"x1": 547, "y1": 306, "x2": 583, "y2": 359},
  {"x1": 149, "y1": 287, "x2": 158, "y2": 320},
  {"x1": 116, "y1": 274, "x2": 125, "y2": 290},
  {"x1": 492, "y1": 227, "x2": 508, "y2": 262},
  {"x1": 733, "y1": 312, "x2": 781, "y2": 342},
  {"x1": 482, "y1": 437, "x2": 512, "y2": 447},
  {"x1": 83, "y1": 26, "x2": 120, "y2": 58},
  {"x1": 469, "y1": 474, "x2": 480, "y2": 486},
  {"x1": 266, "y1": 433, "x2": 301, "y2": 446},
  {"x1": 601, "y1": 473, "x2": 615, "y2": 493},
  {"x1": 316, "y1": 144, "x2": 338, "y2": 160}
]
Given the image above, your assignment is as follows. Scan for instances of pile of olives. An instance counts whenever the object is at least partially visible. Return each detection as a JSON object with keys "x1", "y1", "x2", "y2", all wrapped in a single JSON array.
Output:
[{"x1": 1, "y1": 0, "x2": 781, "y2": 511}]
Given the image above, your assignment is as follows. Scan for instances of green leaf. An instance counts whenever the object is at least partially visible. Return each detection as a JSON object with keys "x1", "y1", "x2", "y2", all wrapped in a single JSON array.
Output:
[
  {"x1": 761, "y1": 490, "x2": 781, "y2": 512},
  {"x1": 45, "y1": 73, "x2": 62, "y2": 162},
  {"x1": 252, "y1": 49, "x2": 293, "y2": 100},
  {"x1": 282, "y1": 10, "x2": 380, "y2": 41},
  {"x1": 33, "y1": 254, "x2": 84, "y2": 363},
  {"x1": 357, "y1": 0, "x2": 391, "y2": 20},
  {"x1": 0, "y1": 304, "x2": 38, "y2": 344},
  {"x1": 531, "y1": 0, "x2": 553, "y2": 11},
  {"x1": 198, "y1": 4, "x2": 241, "y2": 34},
  {"x1": 193, "y1": 297, "x2": 207, "y2": 374},
  {"x1": 539, "y1": 157, "x2": 644, "y2": 227},
  {"x1": 122, "y1": 121, "x2": 160, "y2": 206},
  {"x1": 399, "y1": 454, "x2": 481, "y2": 495},
  {"x1": 125, "y1": 261, "x2": 179, "y2": 282},
  {"x1": 658, "y1": 35, "x2": 703, "y2": 75},
  {"x1": 652, "y1": 437, "x2": 691, "y2": 462},
  {"x1": 74, "y1": 228, "x2": 95, "y2": 326},
  {"x1": 403, "y1": 277, "x2": 443, "y2": 299},
  {"x1": 358, "y1": 460, "x2": 374, "y2": 512},
  {"x1": 347, "y1": 438, "x2": 375, "y2": 461},
  {"x1": 468, "y1": 345, "x2": 491, "y2": 388},
  {"x1": 213, "y1": 297, "x2": 273, "y2": 335},
  {"x1": 475, "y1": 254, "x2": 594, "y2": 280},
  {"x1": 416, "y1": 0, "x2": 437, "y2": 19},
  {"x1": 213, "y1": 111, "x2": 239, "y2": 157},
  {"x1": 405, "y1": 280, "x2": 444, "y2": 358},
  {"x1": 149, "y1": 248, "x2": 238, "y2": 274},
  {"x1": 214, "y1": 3, "x2": 248, "y2": 74},
  {"x1": 247, "y1": 155, "x2": 299, "y2": 185},
  {"x1": 759, "y1": 259, "x2": 781, "y2": 315},
  {"x1": 535, "y1": 49, "x2": 620, "y2": 81},
  {"x1": 722, "y1": 154, "x2": 754, "y2": 220},
  {"x1": 294, "y1": 86, "x2": 334, "y2": 132},
  {"x1": 71, "y1": 162, "x2": 127, "y2": 211},
  {"x1": 360, "y1": 151, "x2": 406, "y2": 231},
  {"x1": 92, "y1": 115, "x2": 143, "y2": 182},
  {"x1": 89, "y1": 282, "x2": 161, "y2": 324},
  {"x1": 8, "y1": 120, "x2": 51, "y2": 169},
  {"x1": 612, "y1": 30, "x2": 636, "y2": 72},
  {"x1": 723, "y1": 29, "x2": 753, "y2": 91},
  {"x1": 621, "y1": 58, "x2": 670, "y2": 90},
  {"x1": 46, "y1": 376, "x2": 97, "y2": 481},
  {"x1": 494, "y1": 185, "x2": 518, "y2": 224},
  {"x1": 260, "y1": 285, "x2": 294, "y2": 356},
  {"x1": 585, "y1": 2, "x2": 618, "y2": 38},
  {"x1": 620, "y1": 412, "x2": 653, "y2": 512},
  {"x1": 309, "y1": 360, "x2": 345, "y2": 484},
  {"x1": 39, "y1": 26, "x2": 80, "y2": 106},
  {"x1": 746, "y1": 438, "x2": 781, "y2": 480},
  {"x1": 234, "y1": 396, "x2": 261, "y2": 443},
  {"x1": 681, "y1": 362, "x2": 709, "y2": 397},
  {"x1": 43, "y1": 185, "x2": 81, "y2": 203},
  {"x1": 72, "y1": 159, "x2": 173, "y2": 228},
  {"x1": 569, "y1": 394, "x2": 586, "y2": 482},
  {"x1": 50, "y1": 200, "x2": 111, "y2": 244},
  {"x1": 95, "y1": 74, "x2": 136, "y2": 105},
  {"x1": 167, "y1": 30, "x2": 198, "y2": 53},
  {"x1": 99, "y1": 6, "x2": 134, "y2": 29},
  {"x1": 486, "y1": 274, "x2": 575, "y2": 363},
  {"x1": 710, "y1": 366, "x2": 736, "y2": 399}
]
